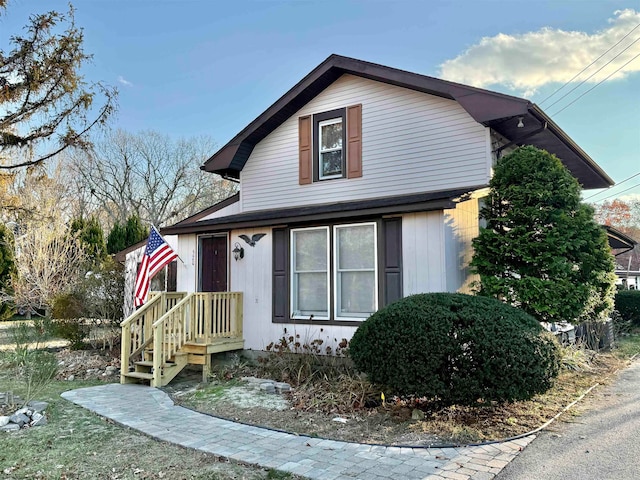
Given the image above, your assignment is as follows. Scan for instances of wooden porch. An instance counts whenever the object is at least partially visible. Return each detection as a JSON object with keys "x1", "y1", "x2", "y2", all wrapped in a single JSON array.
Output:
[{"x1": 120, "y1": 291, "x2": 244, "y2": 387}]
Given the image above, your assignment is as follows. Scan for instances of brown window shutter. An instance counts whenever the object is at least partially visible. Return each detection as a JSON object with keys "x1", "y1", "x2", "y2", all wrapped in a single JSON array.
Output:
[
  {"x1": 167, "y1": 261, "x2": 177, "y2": 292},
  {"x1": 272, "y1": 228, "x2": 290, "y2": 322},
  {"x1": 346, "y1": 104, "x2": 362, "y2": 178},
  {"x1": 382, "y1": 218, "x2": 402, "y2": 306},
  {"x1": 298, "y1": 116, "x2": 312, "y2": 185}
]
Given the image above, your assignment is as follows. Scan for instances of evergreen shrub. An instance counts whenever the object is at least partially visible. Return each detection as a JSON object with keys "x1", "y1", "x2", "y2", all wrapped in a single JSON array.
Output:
[
  {"x1": 349, "y1": 293, "x2": 560, "y2": 406},
  {"x1": 615, "y1": 290, "x2": 640, "y2": 326}
]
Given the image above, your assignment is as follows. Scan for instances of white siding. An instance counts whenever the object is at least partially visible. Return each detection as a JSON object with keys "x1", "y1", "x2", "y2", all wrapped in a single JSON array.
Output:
[
  {"x1": 123, "y1": 235, "x2": 180, "y2": 317},
  {"x1": 444, "y1": 198, "x2": 480, "y2": 293},
  {"x1": 402, "y1": 211, "x2": 447, "y2": 294},
  {"x1": 229, "y1": 228, "x2": 357, "y2": 351},
  {"x1": 241, "y1": 74, "x2": 490, "y2": 212},
  {"x1": 176, "y1": 234, "x2": 197, "y2": 292},
  {"x1": 123, "y1": 245, "x2": 145, "y2": 318},
  {"x1": 199, "y1": 201, "x2": 241, "y2": 221}
]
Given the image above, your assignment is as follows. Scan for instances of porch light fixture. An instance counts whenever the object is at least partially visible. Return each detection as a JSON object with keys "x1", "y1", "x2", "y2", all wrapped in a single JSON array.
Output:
[
  {"x1": 232, "y1": 242, "x2": 244, "y2": 261},
  {"x1": 517, "y1": 117, "x2": 525, "y2": 128}
]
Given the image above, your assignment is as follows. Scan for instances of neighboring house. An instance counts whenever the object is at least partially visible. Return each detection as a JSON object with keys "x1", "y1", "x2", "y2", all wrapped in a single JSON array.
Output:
[
  {"x1": 120, "y1": 55, "x2": 614, "y2": 386},
  {"x1": 602, "y1": 225, "x2": 638, "y2": 289}
]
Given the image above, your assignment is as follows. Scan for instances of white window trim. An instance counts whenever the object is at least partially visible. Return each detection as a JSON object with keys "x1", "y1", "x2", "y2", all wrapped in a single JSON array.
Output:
[
  {"x1": 318, "y1": 117, "x2": 344, "y2": 180},
  {"x1": 333, "y1": 222, "x2": 378, "y2": 321},
  {"x1": 290, "y1": 226, "x2": 330, "y2": 320}
]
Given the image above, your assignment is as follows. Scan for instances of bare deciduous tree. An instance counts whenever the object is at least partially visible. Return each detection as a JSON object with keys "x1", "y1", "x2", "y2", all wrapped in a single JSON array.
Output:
[{"x1": 71, "y1": 129, "x2": 237, "y2": 228}]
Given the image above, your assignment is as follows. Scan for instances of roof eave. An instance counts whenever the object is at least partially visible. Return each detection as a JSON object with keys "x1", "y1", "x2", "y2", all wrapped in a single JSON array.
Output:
[{"x1": 529, "y1": 105, "x2": 613, "y2": 188}]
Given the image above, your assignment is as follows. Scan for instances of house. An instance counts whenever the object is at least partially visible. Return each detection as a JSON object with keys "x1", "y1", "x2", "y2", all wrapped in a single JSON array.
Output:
[{"x1": 120, "y1": 54, "x2": 614, "y2": 386}]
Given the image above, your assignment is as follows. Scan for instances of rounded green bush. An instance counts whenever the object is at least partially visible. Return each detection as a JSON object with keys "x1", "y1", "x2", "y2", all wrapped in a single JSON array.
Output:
[
  {"x1": 615, "y1": 290, "x2": 640, "y2": 326},
  {"x1": 349, "y1": 293, "x2": 560, "y2": 406}
]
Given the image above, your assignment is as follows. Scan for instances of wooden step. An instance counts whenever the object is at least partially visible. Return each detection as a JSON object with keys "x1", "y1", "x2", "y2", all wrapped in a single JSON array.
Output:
[
  {"x1": 134, "y1": 360, "x2": 178, "y2": 368},
  {"x1": 122, "y1": 371, "x2": 154, "y2": 380}
]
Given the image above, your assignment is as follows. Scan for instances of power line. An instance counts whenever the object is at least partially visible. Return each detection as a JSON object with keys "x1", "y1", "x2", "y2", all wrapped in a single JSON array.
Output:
[
  {"x1": 550, "y1": 51, "x2": 640, "y2": 116},
  {"x1": 584, "y1": 171, "x2": 640, "y2": 200},
  {"x1": 592, "y1": 182, "x2": 640, "y2": 203},
  {"x1": 545, "y1": 36, "x2": 640, "y2": 110},
  {"x1": 539, "y1": 22, "x2": 640, "y2": 106}
]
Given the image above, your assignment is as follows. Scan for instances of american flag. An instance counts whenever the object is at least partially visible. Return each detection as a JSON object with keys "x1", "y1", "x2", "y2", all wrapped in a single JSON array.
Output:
[{"x1": 134, "y1": 227, "x2": 178, "y2": 307}]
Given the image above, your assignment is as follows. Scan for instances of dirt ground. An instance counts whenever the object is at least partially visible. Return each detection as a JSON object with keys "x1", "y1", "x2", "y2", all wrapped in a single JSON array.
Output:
[
  {"x1": 159, "y1": 364, "x2": 606, "y2": 447},
  {"x1": 163, "y1": 370, "x2": 444, "y2": 446},
  {"x1": 16, "y1": 347, "x2": 625, "y2": 448}
]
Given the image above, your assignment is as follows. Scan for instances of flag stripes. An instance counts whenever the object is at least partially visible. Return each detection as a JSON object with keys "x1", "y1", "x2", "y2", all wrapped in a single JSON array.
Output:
[{"x1": 134, "y1": 227, "x2": 178, "y2": 307}]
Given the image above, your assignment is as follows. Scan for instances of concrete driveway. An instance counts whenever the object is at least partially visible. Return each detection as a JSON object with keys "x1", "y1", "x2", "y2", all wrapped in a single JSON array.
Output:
[{"x1": 497, "y1": 358, "x2": 640, "y2": 480}]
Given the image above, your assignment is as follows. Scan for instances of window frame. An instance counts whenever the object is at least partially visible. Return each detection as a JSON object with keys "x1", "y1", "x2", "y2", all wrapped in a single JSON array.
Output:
[
  {"x1": 333, "y1": 222, "x2": 378, "y2": 321},
  {"x1": 290, "y1": 226, "x2": 331, "y2": 320},
  {"x1": 289, "y1": 222, "x2": 379, "y2": 322},
  {"x1": 313, "y1": 108, "x2": 346, "y2": 182}
]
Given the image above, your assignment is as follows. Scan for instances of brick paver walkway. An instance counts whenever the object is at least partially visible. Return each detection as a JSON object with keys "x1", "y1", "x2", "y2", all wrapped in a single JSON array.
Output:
[{"x1": 61, "y1": 384, "x2": 534, "y2": 480}]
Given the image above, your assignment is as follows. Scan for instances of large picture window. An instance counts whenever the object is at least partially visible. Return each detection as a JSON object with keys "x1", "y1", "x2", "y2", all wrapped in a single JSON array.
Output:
[{"x1": 290, "y1": 222, "x2": 377, "y2": 321}]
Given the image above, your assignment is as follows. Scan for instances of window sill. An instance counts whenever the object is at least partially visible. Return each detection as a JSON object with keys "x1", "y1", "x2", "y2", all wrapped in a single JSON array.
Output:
[{"x1": 273, "y1": 318, "x2": 364, "y2": 327}]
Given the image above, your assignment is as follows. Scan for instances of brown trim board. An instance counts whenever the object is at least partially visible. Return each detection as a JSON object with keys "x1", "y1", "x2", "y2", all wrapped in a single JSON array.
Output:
[{"x1": 161, "y1": 187, "x2": 479, "y2": 235}]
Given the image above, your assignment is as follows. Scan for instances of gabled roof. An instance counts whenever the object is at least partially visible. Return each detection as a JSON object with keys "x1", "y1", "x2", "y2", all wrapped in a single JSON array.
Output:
[
  {"x1": 605, "y1": 225, "x2": 637, "y2": 257},
  {"x1": 203, "y1": 54, "x2": 612, "y2": 189}
]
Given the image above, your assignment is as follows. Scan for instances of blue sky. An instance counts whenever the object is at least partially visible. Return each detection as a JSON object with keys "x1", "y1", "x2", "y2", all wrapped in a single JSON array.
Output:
[{"x1": 3, "y1": 0, "x2": 639, "y2": 201}]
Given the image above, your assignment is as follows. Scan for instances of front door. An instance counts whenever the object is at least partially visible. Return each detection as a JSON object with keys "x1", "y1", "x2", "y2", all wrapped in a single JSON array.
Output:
[{"x1": 199, "y1": 236, "x2": 228, "y2": 292}]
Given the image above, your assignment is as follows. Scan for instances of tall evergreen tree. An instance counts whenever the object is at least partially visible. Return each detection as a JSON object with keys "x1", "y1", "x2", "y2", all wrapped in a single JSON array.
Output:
[
  {"x1": 471, "y1": 146, "x2": 616, "y2": 324},
  {"x1": 106, "y1": 215, "x2": 149, "y2": 254},
  {"x1": 70, "y1": 216, "x2": 107, "y2": 266}
]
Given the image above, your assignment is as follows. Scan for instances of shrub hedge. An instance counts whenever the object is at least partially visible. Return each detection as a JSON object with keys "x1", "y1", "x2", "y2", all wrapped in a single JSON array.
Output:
[
  {"x1": 615, "y1": 290, "x2": 640, "y2": 326},
  {"x1": 349, "y1": 293, "x2": 560, "y2": 406}
]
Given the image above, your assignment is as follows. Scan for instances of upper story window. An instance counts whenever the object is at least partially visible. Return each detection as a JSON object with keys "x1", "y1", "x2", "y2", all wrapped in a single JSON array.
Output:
[
  {"x1": 315, "y1": 109, "x2": 346, "y2": 180},
  {"x1": 298, "y1": 104, "x2": 362, "y2": 185}
]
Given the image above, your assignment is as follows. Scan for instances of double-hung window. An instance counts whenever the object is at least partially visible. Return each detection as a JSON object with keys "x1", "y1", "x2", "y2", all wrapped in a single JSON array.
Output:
[
  {"x1": 291, "y1": 227, "x2": 330, "y2": 319},
  {"x1": 314, "y1": 109, "x2": 346, "y2": 181},
  {"x1": 334, "y1": 223, "x2": 377, "y2": 319},
  {"x1": 290, "y1": 222, "x2": 377, "y2": 321}
]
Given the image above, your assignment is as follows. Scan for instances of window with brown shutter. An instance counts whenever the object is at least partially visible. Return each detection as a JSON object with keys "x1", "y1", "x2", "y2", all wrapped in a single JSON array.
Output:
[{"x1": 298, "y1": 104, "x2": 362, "y2": 184}]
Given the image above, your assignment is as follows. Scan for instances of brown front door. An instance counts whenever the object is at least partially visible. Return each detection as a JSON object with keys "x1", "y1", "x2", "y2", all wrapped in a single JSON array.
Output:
[{"x1": 199, "y1": 236, "x2": 228, "y2": 292}]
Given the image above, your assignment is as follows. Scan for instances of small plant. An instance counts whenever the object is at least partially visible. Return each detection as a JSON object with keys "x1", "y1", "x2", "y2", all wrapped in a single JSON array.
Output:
[
  {"x1": 560, "y1": 345, "x2": 595, "y2": 372},
  {"x1": 51, "y1": 318, "x2": 88, "y2": 350},
  {"x1": 259, "y1": 328, "x2": 351, "y2": 386},
  {"x1": 5, "y1": 320, "x2": 58, "y2": 405}
]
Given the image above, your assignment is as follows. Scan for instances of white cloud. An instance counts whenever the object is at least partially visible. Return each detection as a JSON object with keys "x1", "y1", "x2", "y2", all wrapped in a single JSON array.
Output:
[
  {"x1": 439, "y1": 9, "x2": 640, "y2": 96},
  {"x1": 117, "y1": 75, "x2": 133, "y2": 87}
]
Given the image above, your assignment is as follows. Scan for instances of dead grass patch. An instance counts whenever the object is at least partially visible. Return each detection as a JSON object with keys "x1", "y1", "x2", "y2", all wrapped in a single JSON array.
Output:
[{"x1": 175, "y1": 337, "x2": 638, "y2": 446}]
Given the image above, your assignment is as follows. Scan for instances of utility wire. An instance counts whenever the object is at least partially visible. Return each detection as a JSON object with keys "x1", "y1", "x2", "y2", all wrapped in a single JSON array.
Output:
[
  {"x1": 539, "y1": 23, "x2": 640, "y2": 106},
  {"x1": 545, "y1": 36, "x2": 640, "y2": 110},
  {"x1": 592, "y1": 182, "x2": 640, "y2": 203},
  {"x1": 550, "y1": 51, "x2": 640, "y2": 116},
  {"x1": 584, "y1": 171, "x2": 640, "y2": 200}
]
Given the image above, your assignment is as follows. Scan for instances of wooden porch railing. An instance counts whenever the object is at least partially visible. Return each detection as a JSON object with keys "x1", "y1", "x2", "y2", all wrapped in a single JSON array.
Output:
[
  {"x1": 122, "y1": 291, "x2": 243, "y2": 386},
  {"x1": 151, "y1": 292, "x2": 243, "y2": 385},
  {"x1": 120, "y1": 292, "x2": 186, "y2": 381}
]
